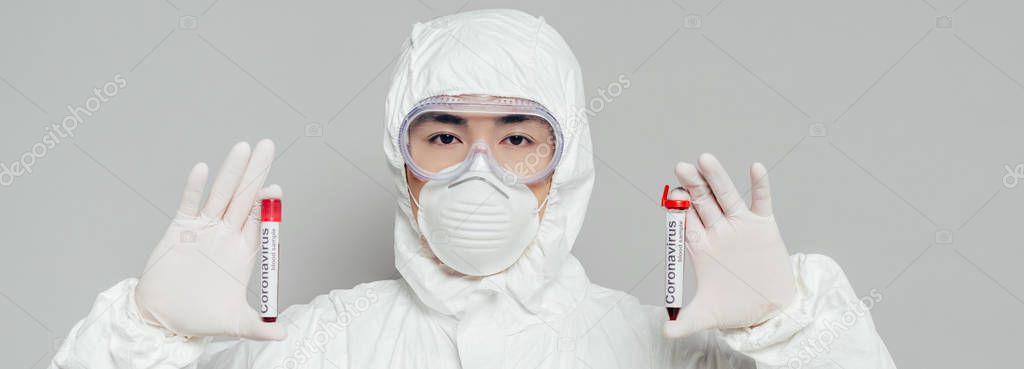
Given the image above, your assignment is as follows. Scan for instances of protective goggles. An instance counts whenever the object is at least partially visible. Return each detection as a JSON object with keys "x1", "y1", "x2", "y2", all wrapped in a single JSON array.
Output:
[{"x1": 399, "y1": 96, "x2": 564, "y2": 185}]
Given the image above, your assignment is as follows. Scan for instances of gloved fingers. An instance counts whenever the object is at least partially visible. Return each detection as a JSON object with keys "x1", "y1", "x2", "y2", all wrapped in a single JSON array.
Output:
[
  {"x1": 243, "y1": 185, "x2": 283, "y2": 247},
  {"x1": 697, "y1": 153, "x2": 747, "y2": 217},
  {"x1": 684, "y1": 207, "x2": 709, "y2": 251},
  {"x1": 663, "y1": 299, "x2": 715, "y2": 338},
  {"x1": 237, "y1": 310, "x2": 288, "y2": 341},
  {"x1": 225, "y1": 139, "x2": 276, "y2": 228},
  {"x1": 260, "y1": 184, "x2": 283, "y2": 200},
  {"x1": 201, "y1": 142, "x2": 252, "y2": 220},
  {"x1": 675, "y1": 162, "x2": 724, "y2": 229},
  {"x1": 749, "y1": 162, "x2": 773, "y2": 217},
  {"x1": 175, "y1": 162, "x2": 209, "y2": 219}
]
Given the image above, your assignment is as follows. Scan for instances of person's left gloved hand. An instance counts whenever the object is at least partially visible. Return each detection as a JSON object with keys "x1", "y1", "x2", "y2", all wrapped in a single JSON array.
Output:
[{"x1": 663, "y1": 153, "x2": 797, "y2": 338}]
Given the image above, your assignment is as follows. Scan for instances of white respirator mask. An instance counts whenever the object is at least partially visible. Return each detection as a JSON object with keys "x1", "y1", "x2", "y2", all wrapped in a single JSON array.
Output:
[{"x1": 411, "y1": 155, "x2": 546, "y2": 276}]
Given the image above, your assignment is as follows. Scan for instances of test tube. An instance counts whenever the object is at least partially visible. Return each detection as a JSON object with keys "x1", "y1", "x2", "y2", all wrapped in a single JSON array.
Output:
[
  {"x1": 260, "y1": 198, "x2": 281, "y2": 323},
  {"x1": 661, "y1": 185, "x2": 690, "y2": 320}
]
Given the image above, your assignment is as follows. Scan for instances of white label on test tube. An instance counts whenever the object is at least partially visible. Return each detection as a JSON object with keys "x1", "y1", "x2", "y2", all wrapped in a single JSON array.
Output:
[
  {"x1": 665, "y1": 211, "x2": 685, "y2": 311},
  {"x1": 260, "y1": 222, "x2": 279, "y2": 321}
]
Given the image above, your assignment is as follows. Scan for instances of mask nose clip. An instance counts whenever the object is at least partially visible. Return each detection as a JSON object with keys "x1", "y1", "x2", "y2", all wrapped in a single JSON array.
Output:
[
  {"x1": 470, "y1": 140, "x2": 489, "y2": 153},
  {"x1": 467, "y1": 141, "x2": 493, "y2": 172}
]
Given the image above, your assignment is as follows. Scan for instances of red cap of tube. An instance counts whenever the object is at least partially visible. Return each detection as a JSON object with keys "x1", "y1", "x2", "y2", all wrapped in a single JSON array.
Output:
[
  {"x1": 661, "y1": 185, "x2": 690, "y2": 210},
  {"x1": 261, "y1": 198, "x2": 282, "y2": 222}
]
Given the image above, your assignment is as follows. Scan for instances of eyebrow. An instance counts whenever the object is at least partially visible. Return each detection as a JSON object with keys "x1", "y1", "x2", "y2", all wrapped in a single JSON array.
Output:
[
  {"x1": 428, "y1": 113, "x2": 467, "y2": 125},
  {"x1": 499, "y1": 114, "x2": 533, "y2": 124}
]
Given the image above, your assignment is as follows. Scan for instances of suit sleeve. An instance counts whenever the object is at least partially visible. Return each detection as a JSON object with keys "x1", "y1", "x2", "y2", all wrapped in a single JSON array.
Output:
[
  {"x1": 49, "y1": 278, "x2": 355, "y2": 369},
  {"x1": 716, "y1": 253, "x2": 897, "y2": 368}
]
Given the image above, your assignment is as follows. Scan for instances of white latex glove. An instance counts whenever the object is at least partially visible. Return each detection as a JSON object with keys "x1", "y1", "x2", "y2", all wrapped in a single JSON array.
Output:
[
  {"x1": 134, "y1": 140, "x2": 286, "y2": 340},
  {"x1": 663, "y1": 153, "x2": 796, "y2": 339}
]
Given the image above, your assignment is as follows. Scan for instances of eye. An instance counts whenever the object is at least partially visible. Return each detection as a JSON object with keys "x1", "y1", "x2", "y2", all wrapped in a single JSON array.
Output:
[
  {"x1": 503, "y1": 135, "x2": 533, "y2": 146},
  {"x1": 428, "y1": 133, "x2": 462, "y2": 145}
]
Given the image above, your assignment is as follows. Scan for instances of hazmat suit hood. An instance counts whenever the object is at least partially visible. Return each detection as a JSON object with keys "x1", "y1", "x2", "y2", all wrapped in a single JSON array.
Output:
[{"x1": 383, "y1": 9, "x2": 595, "y2": 319}]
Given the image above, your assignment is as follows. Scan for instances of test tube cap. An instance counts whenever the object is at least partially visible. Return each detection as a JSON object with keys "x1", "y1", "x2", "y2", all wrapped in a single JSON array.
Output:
[
  {"x1": 261, "y1": 198, "x2": 282, "y2": 222},
  {"x1": 661, "y1": 185, "x2": 691, "y2": 210}
]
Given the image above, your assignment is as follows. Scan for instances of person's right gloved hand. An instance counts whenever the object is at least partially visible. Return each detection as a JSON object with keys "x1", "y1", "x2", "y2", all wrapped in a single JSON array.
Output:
[
  {"x1": 663, "y1": 154, "x2": 796, "y2": 339},
  {"x1": 134, "y1": 139, "x2": 286, "y2": 340}
]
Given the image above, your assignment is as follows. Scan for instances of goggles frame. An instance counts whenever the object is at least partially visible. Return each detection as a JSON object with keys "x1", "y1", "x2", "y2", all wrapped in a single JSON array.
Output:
[{"x1": 398, "y1": 96, "x2": 564, "y2": 185}]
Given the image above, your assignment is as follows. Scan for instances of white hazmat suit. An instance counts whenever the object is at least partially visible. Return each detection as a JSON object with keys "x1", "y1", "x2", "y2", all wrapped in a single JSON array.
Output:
[{"x1": 52, "y1": 9, "x2": 896, "y2": 369}]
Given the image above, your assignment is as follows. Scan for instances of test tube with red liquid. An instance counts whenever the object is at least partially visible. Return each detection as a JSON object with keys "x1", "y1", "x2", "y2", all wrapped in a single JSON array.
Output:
[
  {"x1": 661, "y1": 186, "x2": 689, "y2": 320},
  {"x1": 260, "y1": 198, "x2": 281, "y2": 323}
]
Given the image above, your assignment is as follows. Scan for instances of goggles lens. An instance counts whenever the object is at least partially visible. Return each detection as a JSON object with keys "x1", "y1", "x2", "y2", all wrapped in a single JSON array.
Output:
[{"x1": 400, "y1": 96, "x2": 562, "y2": 184}]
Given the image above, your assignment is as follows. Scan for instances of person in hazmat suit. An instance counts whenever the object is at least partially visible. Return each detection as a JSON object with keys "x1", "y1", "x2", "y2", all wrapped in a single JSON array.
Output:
[{"x1": 51, "y1": 9, "x2": 896, "y2": 369}]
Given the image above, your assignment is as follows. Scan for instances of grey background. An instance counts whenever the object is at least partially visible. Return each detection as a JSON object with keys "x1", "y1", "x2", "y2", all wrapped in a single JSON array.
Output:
[{"x1": 2, "y1": 0, "x2": 1022, "y2": 367}]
